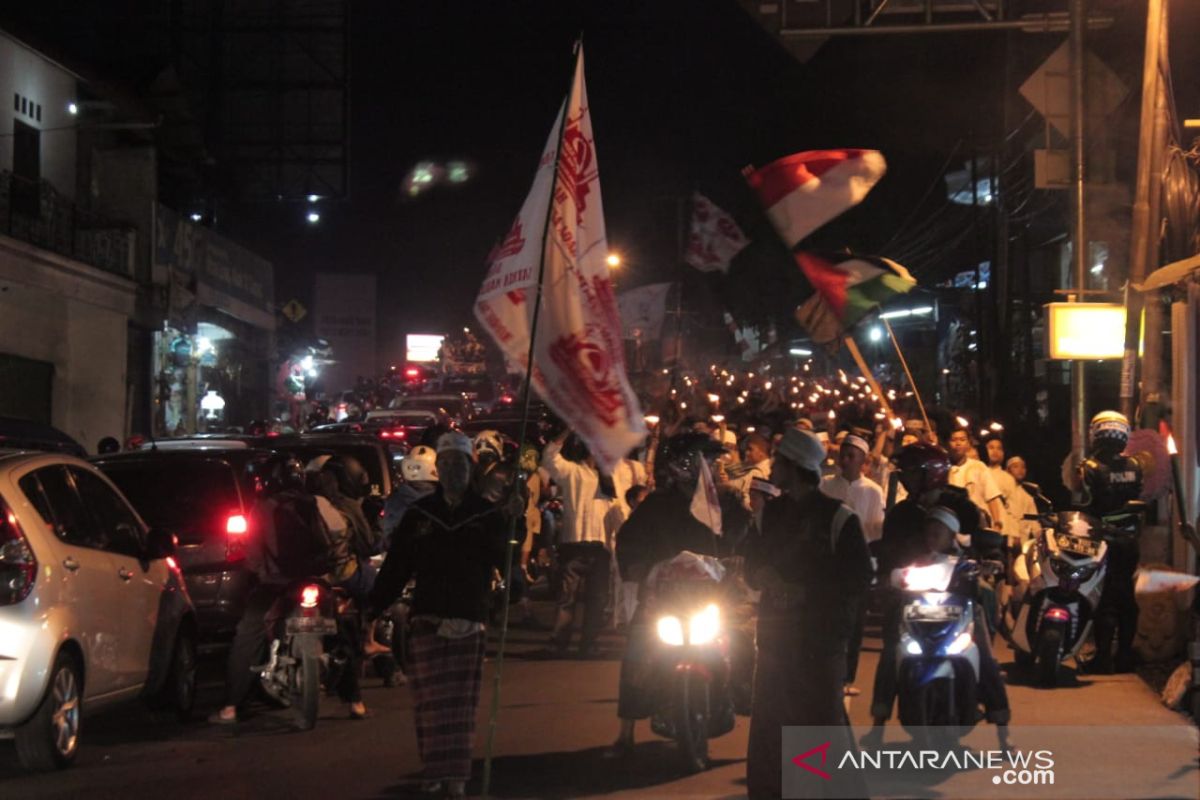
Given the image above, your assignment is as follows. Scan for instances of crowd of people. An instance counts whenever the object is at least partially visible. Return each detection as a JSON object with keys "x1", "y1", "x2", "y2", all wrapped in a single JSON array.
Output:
[{"x1": 198, "y1": 356, "x2": 1144, "y2": 799}]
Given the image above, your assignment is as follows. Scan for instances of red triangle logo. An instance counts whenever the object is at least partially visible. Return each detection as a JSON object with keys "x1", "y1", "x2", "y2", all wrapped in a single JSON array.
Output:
[{"x1": 791, "y1": 741, "x2": 833, "y2": 780}]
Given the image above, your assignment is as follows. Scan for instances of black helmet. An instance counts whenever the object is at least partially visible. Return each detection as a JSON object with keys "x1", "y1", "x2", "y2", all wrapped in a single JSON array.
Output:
[
  {"x1": 655, "y1": 432, "x2": 725, "y2": 494},
  {"x1": 893, "y1": 442, "x2": 952, "y2": 494},
  {"x1": 323, "y1": 454, "x2": 370, "y2": 499},
  {"x1": 268, "y1": 455, "x2": 307, "y2": 494}
]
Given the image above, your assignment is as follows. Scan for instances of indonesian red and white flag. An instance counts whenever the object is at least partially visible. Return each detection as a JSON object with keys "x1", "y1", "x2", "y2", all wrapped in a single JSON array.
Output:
[
  {"x1": 745, "y1": 149, "x2": 887, "y2": 248},
  {"x1": 684, "y1": 192, "x2": 749, "y2": 273},
  {"x1": 473, "y1": 46, "x2": 645, "y2": 473}
]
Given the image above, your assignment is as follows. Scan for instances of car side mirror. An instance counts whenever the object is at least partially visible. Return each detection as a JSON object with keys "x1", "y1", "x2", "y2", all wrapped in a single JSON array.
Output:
[{"x1": 145, "y1": 527, "x2": 177, "y2": 560}]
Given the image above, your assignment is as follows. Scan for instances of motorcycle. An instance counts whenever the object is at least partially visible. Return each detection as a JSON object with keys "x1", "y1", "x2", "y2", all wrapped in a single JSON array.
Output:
[
  {"x1": 644, "y1": 552, "x2": 748, "y2": 774},
  {"x1": 256, "y1": 579, "x2": 344, "y2": 730},
  {"x1": 891, "y1": 548, "x2": 1004, "y2": 746},
  {"x1": 1003, "y1": 506, "x2": 1141, "y2": 686}
]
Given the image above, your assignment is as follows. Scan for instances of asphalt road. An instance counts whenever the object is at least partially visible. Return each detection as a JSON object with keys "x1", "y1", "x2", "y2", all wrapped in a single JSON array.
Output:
[{"x1": 2, "y1": 608, "x2": 1197, "y2": 800}]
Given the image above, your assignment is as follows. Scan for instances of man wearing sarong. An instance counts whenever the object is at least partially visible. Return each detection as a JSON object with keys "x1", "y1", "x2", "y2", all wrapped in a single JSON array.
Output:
[{"x1": 370, "y1": 432, "x2": 509, "y2": 798}]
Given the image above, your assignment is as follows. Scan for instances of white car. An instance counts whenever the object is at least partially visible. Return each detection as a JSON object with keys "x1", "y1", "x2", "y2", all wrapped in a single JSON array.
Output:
[{"x1": 0, "y1": 451, "x2": 197, "y2": 770}]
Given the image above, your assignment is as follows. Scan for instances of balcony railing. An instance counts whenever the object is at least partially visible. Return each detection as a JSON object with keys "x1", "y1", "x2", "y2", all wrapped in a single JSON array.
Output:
[{"x1": 0, "y1": 170, "x2": 135, "y2": 279}]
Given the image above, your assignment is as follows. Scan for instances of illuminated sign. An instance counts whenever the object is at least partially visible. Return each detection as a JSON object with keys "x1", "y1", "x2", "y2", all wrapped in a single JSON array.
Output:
[
  {"x1": 406, "y1": 334, "x2": 444, "y2": 363},
  {"x1": 1045, "y1": 303, "x2": 1126, "y2": 360}
]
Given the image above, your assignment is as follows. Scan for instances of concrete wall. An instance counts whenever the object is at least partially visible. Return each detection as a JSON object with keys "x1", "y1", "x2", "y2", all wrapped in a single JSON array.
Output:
[
  {"x1": 0, "y1": 30, "x2": 78, "y2": 200},
  {"x1": 0, "y1": 234, "x2": 134, "y2": 451}
]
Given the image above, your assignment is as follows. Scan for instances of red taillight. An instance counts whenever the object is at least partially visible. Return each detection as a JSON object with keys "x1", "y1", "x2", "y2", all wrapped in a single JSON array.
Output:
[
  {"x1": 379, "y1": 431, "x2": 391, "y2": 438},
  {"x1": 166, "y1": 556, "x2": 180, "y2": 572},
  {"x1": 226, "y1": 514, "x2": 248, "y2": 535},
  {"x1": 266, "y1": 431, "x2": 280, "y2": 438},
  {"x1": 300, "y1": 584, "x2": 320, "y2": 608},
  {"x1": 0, "y1": 504, "x2": 37, "y2": 605},
  {"x1": 1044, "y1": 607, "x2": 1070, "y2": 622},
  {"x1": 405, "y1": 368, "x2": 419, "y2": 378}
]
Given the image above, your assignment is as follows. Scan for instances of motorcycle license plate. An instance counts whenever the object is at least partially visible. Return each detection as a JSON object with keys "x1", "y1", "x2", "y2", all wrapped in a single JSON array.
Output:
[
  {"x1": 286, "y1": 617, "x2": 337, "y2": 635},
  {"x1": 1055, "y1": 534, "x2": 1100, "y2": 557},
  {"x1": 905, "y1": 604, "x2": 962, "y2": 621}
]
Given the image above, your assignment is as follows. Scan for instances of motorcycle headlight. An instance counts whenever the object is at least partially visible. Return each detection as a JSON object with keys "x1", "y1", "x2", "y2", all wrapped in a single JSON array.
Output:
[
  {"x1": 688, "y1": 604, "x2": 721, "y2": 646},
  {"x1": 944, "y1": 630, "x2": 974, "y2": 656},
  {"x1": 905, "y1": 639, "x2": 923, "y2": 655},
  {"x1": 656, "y1": 615, "x2": 685, "y2": 646}
]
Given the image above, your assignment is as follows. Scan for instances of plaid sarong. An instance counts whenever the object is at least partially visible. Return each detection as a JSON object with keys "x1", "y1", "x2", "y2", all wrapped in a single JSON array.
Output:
[{"x1": 408, "y1": 625, "x2": 486, "y2": 781}]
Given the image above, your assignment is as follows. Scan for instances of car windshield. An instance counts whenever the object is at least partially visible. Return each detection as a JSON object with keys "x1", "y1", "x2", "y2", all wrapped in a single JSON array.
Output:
[{"x1": 99, "y1": 461, "x2": 241, "y2": 545}]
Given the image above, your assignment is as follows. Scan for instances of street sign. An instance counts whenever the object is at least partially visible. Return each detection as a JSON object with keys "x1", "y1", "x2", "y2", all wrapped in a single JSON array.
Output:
[
  {"x1": 1020, "y1": 42, "x2": 1127, "y2": 138},
  {"x1": 281, "y1": 299, "x2": 307, "y2": 323}
]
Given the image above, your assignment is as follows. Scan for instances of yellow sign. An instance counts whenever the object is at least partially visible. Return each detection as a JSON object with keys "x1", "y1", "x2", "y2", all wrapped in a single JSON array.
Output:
[
  {"x1": 1045, "y1": 302, "x2": 1126, "y2": 360},
  {"x1": 281, "y1": 299, "x2": 307, "y2": 323}
]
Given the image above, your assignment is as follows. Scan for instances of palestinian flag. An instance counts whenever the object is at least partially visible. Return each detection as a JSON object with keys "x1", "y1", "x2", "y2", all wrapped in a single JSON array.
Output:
[
  {"x1": 793, "y1": 251, "x2": 916, "y2": 344},
  {"x1": 745, "y1": 149, "x2": 887, "y2": 248}
]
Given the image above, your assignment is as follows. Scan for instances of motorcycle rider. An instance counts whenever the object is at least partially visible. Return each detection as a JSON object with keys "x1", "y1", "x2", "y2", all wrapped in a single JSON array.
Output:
[
  {"x1": 209, "y1": 455, "x2": 368, "y2": 724},
  {"x1": 382, "y1": 445, "x2": 439, "y2": 541},
  {"x1": 1075, "y1": 410, "x2": 1144, "y2": 673},
  {"x1": 863, "y1": 506, "x2": 1011, "y2": 746},
  {"x1": 868, "y1": 443, "x2": 985, "y2": 730},
  {"x1": 606, "y1": 432, "x2": 725, "y2": 757}
]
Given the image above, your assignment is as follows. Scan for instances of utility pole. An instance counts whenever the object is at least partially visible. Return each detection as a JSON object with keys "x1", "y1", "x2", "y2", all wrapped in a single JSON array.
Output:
[
  {"x1": 1069, "y1": 0, "x2": 1089, "y2": 465},
  {"x1": 1122, "y1": 0, "x2": 1168, "y2": 423}
]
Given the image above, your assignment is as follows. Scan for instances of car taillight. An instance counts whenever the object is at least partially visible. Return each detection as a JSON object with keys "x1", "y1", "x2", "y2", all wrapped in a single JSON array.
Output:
[
  {"x1": 405, "y1": 369, "x2": 419, "y2": 378},
  {"x1": 225, "y1": 512, "x2": 249, "y2": 563},
  {"x1": 300, "y1": 584, "x2": 320, "y2": 608},
  {"x1": 0, "y1": 504, "x2": 37, "y2": 605}
]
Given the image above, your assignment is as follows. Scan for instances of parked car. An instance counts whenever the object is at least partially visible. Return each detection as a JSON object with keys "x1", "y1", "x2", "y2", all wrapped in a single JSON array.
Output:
[
  {"x1": 0, "y1": 417, "x2": 87, "y2": 457},
  {"x1": 93, "y1": 447, "x2": 274, "y2": 645},
  {"x1": 0, "y1": 451, "x2": 196, "y2": 770}
]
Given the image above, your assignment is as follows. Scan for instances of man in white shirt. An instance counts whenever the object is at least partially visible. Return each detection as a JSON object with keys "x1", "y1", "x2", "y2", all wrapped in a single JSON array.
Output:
[
  {"x1": 983, "y1": 434, "x2": 1022, "y2": 537},
  {"x1": 542, "y1": 430, "x2": 614, "y2": 657},
  {"x1": 947, "y1": 429, "x2": 1006, "y2": 533},
  {"x1": 820, "y1": 434, "x2": 885, "y2": 542},
  {"x1": 1005, "y1": 456, "x2": 1042, "y2": 543},
  {"x1": 729, "y1": 432, "x2": 773, "y2": 508},
  {"x1": 819, "y1": 432, "x2": 884, "y2": 695}
]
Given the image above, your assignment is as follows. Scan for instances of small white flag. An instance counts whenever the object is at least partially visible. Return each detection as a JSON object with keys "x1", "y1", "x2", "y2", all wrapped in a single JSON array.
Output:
[{"x1": 690, "y1": 457, "x2": 722, "y2": 535}]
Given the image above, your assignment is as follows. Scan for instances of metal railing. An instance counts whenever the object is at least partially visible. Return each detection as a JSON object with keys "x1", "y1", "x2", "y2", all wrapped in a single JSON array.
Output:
[{"x1": 0, "y1": 170, "x2": 135, "y2": 279}]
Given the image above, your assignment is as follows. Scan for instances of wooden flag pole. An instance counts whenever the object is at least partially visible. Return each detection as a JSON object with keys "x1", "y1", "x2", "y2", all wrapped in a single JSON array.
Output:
[
  {"x1": 843, "y1": 334, "x2": 895, "y2": 420},
  {"x1": 480, "y1": 40, "x2": 578, "y2": 800},
  {"x1": 882, "y1": 318, "x2": 932, "y2": 433}
]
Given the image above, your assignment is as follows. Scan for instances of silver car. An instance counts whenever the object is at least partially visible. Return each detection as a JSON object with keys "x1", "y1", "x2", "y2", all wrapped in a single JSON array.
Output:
[{"x1": 0, "y1": 451, "x2": 197, "y2": 770}]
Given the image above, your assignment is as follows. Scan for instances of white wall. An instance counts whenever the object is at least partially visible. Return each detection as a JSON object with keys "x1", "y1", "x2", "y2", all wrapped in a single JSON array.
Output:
[
  {"x1": 0, "y1": 30, "x2": 79, "y2": 200},
  {"x1": 0, "y1": 235, "x2": 134, "y2": 450}
]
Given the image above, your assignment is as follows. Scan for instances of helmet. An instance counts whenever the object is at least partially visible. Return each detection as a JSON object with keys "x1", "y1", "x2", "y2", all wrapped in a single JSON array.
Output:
[
  {"x1": 323, "y1": 455, "x2": 370, "y2": 499},
  {"x1": 893, "y1": 443, "x2": 952, "y2": 494},
  {"x1": 402, "y1": 445, "x2": 438, "y2": 482},
  {"x1": 268, "y1": 455, "x2": 307, "y2": 494},
  {"x1": 1089, "y1": 410, "x2": 1130, "y2": 455},
  {"x1": 655, "y1": 432, "x2": 725, "y2": 494},
  {"x1": 474, "y1": 430, "x2": 504, "y2": 461}
]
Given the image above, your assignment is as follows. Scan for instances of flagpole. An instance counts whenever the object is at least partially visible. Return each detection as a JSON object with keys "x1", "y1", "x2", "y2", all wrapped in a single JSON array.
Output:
[
  {"x1": 881, "y1": 318, "x2": 932, "y2": 433},
  {"x1": 843, "y1": 334, "x2": 895, "y2": 420},
  {"x1": 481, "y1": 40, "x2": 579, "y2": 800}
]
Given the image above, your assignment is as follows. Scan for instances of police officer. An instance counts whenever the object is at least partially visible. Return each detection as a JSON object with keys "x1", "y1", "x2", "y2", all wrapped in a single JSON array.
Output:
[{"x1": 1077, "y1": 411, "x2": 1143, "y2": 673}]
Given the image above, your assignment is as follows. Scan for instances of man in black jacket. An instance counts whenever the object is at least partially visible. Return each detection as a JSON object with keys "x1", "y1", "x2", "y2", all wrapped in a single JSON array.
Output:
[
  {"x1": 605, "y1": 432, "x2": 724, "y2": 757},
  {"x1": 369, "y1": 432, "x2": 509, "y2": 798},
  {"x1": 745, "y1": 428, "x2": 873, "y2": 800}
]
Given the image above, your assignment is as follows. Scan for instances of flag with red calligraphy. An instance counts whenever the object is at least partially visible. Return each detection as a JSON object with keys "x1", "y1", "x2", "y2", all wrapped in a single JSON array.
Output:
[{"x1": 473, "y1": 45, "x2": 645, "y2": 473}]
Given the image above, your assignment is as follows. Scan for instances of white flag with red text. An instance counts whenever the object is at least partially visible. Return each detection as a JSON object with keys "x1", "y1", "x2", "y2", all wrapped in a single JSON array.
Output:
[
  {"x1": 684, "y1": 193, "x2": 749, "y2": 273},
  {"x1": 473, "y1": 46, "x2": 645, "y2": 473}
]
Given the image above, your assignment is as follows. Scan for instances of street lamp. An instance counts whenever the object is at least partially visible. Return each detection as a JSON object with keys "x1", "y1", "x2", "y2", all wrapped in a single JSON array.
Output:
[{"x1": 606, "y1": 253, "x2": 622, "y2": 268}]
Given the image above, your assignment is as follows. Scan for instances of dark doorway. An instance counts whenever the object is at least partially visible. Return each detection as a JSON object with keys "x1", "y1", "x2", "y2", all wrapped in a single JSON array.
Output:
[
  {"x1": 12, "y1": 119, "x2": 41, "y2": 216},
  {"x1": 0, "y1": 352, "x2": 54, "y2": 423}
]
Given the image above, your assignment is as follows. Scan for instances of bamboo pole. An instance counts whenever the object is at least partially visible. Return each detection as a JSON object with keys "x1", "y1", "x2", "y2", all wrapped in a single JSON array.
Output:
[
  {"x1": 843, "y1": 334, "x2": 894, "y2": 420},
  {"x1": 480, "y1": 41, "x2": 579, "y2": 800},
  {"x1": 882, "y1": 318, "x2": 932, "y2": 433}
]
